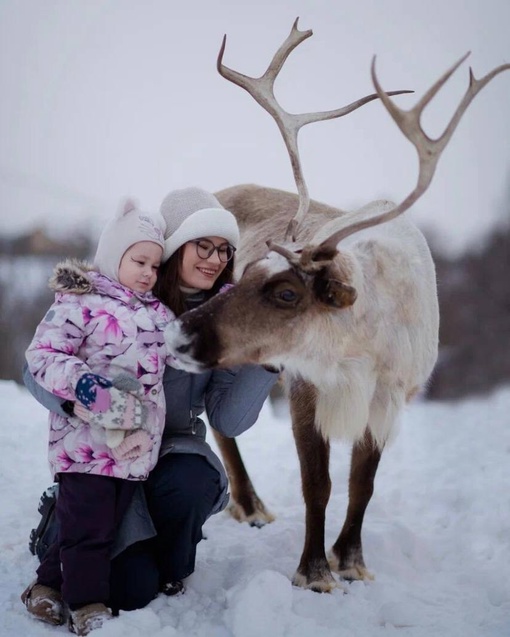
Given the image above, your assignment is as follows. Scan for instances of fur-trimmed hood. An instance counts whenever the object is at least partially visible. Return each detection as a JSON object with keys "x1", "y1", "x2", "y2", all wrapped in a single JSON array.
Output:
[
  {"x1": 48, "y1": 258, "x2": 159, "y2": 307},
  {"x1": 49, "y1": 259, "x2": 97, "y2": 295}
]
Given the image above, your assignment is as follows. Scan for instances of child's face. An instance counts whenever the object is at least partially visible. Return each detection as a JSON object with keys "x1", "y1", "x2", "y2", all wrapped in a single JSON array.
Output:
[
  {"x1": 118, "y1": 241, "x2": 163, "y2": 293},
  {"x1": 179, "y1": 236, "x2": 230, "y2": 290}
]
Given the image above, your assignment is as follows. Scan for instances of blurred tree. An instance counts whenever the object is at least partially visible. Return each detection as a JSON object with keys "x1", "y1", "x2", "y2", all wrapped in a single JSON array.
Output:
[
  {"x1": 427, "y1": 212, "x2": 510, "y2": 400},
  {"x1": 0, "y1": 228, "x2": 93, "y2": 383}
]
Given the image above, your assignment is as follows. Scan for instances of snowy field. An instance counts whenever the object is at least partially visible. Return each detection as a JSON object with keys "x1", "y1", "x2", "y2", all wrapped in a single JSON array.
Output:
[{"x1": 1, "y1": 379, "x2": 509, "y2": 637}]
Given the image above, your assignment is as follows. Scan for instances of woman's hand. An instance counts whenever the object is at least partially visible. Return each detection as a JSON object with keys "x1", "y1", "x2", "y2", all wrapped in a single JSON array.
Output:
[{"x1": 111, "y1": 430, "x2": 152, "y2": 460}]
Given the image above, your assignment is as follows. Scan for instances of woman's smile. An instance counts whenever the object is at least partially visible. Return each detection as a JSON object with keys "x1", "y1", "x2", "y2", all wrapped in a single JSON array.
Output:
[{"x1": 196, "y1": 266, "x2": 219, "y2": 278}]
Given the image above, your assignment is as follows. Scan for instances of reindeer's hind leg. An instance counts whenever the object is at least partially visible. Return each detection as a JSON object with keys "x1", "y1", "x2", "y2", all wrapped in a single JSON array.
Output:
[
  {"x1": 328, "y1": 430, "x2": 381, "y2": 581},
  {"x1": 290, "y1": 380, "x2": 337, "y2": 592},
  {"x1": 211, "y1": 429, "x2": 274, "y2": 527}
]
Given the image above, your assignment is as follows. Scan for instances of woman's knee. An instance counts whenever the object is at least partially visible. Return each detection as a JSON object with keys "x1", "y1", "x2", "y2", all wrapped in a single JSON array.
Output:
[
  {"x1": 146, "y1": 454, "x2": 221, "y2": 513},
  {"x1": 109, "y1": 541, "x2": 159, "y2": 612},
  {"x1": 114, "y1": 584, "x2": 158, "y2": 612}
]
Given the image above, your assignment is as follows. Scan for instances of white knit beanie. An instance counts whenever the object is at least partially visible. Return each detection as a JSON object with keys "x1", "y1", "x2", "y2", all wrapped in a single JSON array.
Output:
[
  {"x1": 94, "y1": 200, "x2": 166, "y2": 281},
  {"x1": 159, "y1": 187, "x2": 240, "y2": 261}
]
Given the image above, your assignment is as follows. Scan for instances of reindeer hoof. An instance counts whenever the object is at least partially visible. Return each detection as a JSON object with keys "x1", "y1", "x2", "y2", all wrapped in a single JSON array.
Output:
[
  {"x1": 226, "y1": 502, "x2": 275, "y2": 528},
  {"x1": 292, "y1": 570, "x2": 344, "y2": 593},
  {"x1": 327, "y1": 549, "x2": 374, "y2": 581},
  {"x1": 249, "y1": 519, "x2": 269, "y2": 529},
  {"x1": 338, "y1": 566, "x2": 374, "y2": 582}
]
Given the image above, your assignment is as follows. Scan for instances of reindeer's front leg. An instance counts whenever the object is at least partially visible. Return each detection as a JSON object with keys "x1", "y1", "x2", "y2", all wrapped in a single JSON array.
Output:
[
  {"x1": 211, "y1": 430, "x2": 275, "y2": 527},
  {"x1": 329, "y1": 430, "x2": 381, "y2": 581},
  {"x1": 290, "y1": 380, "x2": 336, "y2": 592}
]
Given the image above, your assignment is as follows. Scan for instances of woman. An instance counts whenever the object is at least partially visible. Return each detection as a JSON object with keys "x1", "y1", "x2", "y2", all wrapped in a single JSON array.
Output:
[{"x1": 22, "y1": 187, "x2": 279, "y2": 627}]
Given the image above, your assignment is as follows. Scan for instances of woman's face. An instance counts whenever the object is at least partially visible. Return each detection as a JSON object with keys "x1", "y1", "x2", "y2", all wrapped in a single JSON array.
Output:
[{"x1": 179, "y1": 236, "x2": 231, "y2": 290}]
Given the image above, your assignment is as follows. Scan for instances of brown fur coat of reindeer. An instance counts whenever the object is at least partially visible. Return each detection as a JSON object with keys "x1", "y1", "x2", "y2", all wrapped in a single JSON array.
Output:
[{"x1": 165, "y1": 20, "x2": 509, "y2": 592}]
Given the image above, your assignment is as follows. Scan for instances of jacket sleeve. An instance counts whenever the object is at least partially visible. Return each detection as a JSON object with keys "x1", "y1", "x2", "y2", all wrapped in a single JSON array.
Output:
[
  {"x1": 25, "y1": 296, "x2": 94, "y2": 401},
  {"x1": 22, "y1": 361, "x2": 70, "y2": 417},
  {"x1": 205, "y1": 364, "x2": 280, "y2": 438}
]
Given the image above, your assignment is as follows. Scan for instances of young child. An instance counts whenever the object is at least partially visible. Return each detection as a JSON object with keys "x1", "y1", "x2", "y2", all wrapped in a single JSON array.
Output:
[{"x1": 22, "y1": 201, "x2": 175, "y2": 635}]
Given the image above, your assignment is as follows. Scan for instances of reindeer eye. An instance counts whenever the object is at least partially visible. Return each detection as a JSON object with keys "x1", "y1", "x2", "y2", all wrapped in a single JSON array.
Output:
[
  {"x1": 263, "y1": 278, "x2": 304, "y2": 308},
  {"x1": 278, "y1": 289, "x2": 297, "y2": 303}
]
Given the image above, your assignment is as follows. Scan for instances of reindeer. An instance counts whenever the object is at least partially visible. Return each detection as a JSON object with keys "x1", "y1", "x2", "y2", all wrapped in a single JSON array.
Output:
[{"x1": 165, "y1": 20, "x2": 510, "y2": 591}]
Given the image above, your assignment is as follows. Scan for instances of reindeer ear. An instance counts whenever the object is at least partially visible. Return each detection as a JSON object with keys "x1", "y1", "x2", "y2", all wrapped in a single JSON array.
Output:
[
  {"x1": 309, "y1": 244, "x2": 338, "y2": 262},
  {"x1": 314, "y1": 271, "x2": 357, "y2": 308}
]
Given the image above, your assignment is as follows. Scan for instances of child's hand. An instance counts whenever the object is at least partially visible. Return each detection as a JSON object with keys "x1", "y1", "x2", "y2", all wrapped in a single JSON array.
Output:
[
  {"x1": 75, "y1": 373, "x2": 113, "y2": 413},
  {"x1": 73, "y1": 373, "x2": 148, "y2": 442},
  {"x1": 73, "y1": 403, "x2": 152, "y2": 458},
  {"x1": 80, "y1": 388, "x2": 146, "y2": 432},
  {"x1": 97, "y1": 388, "x2": 145, "y2": 430},
  {"x1": 73, "y1": 401, "x2": 141, "y2": 430}
]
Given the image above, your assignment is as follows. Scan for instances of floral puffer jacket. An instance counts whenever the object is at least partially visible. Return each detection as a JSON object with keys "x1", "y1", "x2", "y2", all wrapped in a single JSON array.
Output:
[{"x1": 25, "y1": 259, "x2": 175, "y2": 481}]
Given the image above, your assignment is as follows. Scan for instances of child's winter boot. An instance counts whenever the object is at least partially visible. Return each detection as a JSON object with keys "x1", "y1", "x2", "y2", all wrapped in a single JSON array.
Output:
[
  {"x1": 21, "y1": 580, "x2": 65, "y2": 626},
  {"x1": 68, "y1": 602, "x2": 112, "y2": 635}
]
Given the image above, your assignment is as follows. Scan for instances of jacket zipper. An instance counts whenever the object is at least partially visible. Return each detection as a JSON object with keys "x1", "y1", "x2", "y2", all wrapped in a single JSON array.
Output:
[{"x1": 189, "y1": 375, "x2": 196, "y2": 435}]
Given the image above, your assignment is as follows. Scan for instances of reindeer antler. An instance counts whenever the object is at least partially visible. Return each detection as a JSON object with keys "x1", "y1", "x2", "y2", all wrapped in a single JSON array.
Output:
[
  {"x1": 317, "y1": 55, "x2": 510, "y2": 251},
  {"x1": 217, "y1": 18, "x2": 412, "y2": 241}
]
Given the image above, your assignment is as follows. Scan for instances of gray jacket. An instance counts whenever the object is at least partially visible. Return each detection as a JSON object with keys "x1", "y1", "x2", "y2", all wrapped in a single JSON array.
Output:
[{"x1": 23, "y1": 361, "x2": 278, "y2": 556}]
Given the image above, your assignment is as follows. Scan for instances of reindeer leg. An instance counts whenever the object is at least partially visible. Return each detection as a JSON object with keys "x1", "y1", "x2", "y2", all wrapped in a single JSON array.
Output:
[
  {"x1": 328, "y1": 430, "x2": 381, "y2": 581},
  {"x1": 290, "y1": 380, "x2": 337, "y2": 592},
  {"x1": 211, "y1": 429, "x2": 274, "y2": 528}
]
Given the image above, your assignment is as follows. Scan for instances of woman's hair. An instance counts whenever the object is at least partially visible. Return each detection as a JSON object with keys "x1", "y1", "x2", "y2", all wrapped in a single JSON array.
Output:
[{"x1": 154, "y1": 246, "x2": 234, "y2": 316}]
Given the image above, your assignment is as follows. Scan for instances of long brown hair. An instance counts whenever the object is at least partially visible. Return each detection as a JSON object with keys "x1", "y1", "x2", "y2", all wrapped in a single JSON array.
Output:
[{"x1": 154, "y1": 246, "x2": 234, "y2": 316}]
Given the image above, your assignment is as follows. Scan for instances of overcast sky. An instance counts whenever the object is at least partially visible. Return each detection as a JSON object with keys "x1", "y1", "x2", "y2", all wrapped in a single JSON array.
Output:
[{"x1": 1, "y1": 0, "x2": 509, "y2": 254}]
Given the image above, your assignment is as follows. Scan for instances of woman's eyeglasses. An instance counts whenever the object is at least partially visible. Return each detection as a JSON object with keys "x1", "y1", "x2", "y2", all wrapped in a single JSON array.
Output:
[{"x1": 189, "y1": 239, "x2": 236, "y2": 263}]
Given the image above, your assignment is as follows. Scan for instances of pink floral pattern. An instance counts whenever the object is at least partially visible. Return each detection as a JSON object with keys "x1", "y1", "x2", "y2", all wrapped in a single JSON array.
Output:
[{"x1": 26, "y1": 269, "x2": 175, "y2": 481}]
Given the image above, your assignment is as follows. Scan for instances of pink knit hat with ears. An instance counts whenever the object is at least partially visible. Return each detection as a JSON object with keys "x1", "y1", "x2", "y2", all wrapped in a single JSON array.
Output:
[{"x1": 94, "y1": 200, "x2": 166, "y2": 282}]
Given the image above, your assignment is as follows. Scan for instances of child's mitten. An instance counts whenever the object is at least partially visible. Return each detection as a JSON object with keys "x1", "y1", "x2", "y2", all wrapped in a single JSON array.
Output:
[
  {"x1": 73, "y1": 374, "x2": 147, "y2": 451},
  {"x1": 75, "y1": 373, "x2": 112, "y2": 413}
]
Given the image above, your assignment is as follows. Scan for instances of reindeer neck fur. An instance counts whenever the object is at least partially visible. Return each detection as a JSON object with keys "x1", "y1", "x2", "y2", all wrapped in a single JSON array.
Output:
[
  {"x1": 263, "y1": 248, "x2": 385, "y2": 447},
  {"x1": 214, "y1": 185, "x2": 438, "y2": 448},
  {"x1": 330, "y1": 237, "x2": 435, "y2": 447},
  {"x1": 268, "y1": 223, "x2": 435, "y2": 449}
]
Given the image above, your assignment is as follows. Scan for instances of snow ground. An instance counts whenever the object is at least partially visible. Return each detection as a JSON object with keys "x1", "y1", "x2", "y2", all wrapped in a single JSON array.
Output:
[{"x1": 1, "y1": 380, "x2": 509, "y2": 636}]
